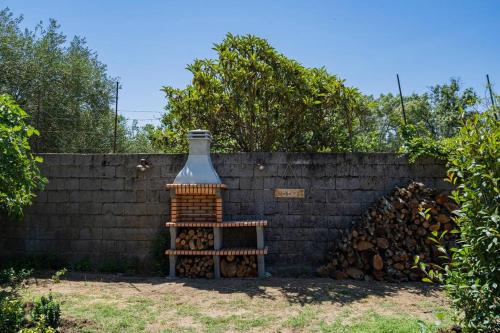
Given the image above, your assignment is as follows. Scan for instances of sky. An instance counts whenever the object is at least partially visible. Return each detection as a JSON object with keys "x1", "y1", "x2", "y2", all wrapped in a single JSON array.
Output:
[{"x1": 3, "y1": 0, "x2": 499, "y2": 126}]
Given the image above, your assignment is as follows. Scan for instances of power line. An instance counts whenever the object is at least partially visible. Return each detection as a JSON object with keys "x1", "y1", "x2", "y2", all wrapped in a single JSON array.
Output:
[
  {"x1": 31, "y1": 116, "x2": 161, "y2": 121},
  {"x1": 118, "y1": 109, "x2": 164, "y2": 113}
]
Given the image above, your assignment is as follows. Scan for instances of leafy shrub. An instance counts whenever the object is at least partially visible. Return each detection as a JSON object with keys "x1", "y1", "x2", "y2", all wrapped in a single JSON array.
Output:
[
  {"x1": 18, "y1": 315, "x2": 56, "y2": 333},
  {"x1": 0, "y1": 94, "x2": 47, "y2": 219},
  {"x1": 73, "y1": 257, "x2": 92, "y2": 271},
  {"x1": 51, "y1": 268, "x2": 67, "y2": 284},
  {"x1": 1, "y1": 268, "x2": 61, "y2": 332},
  {"x1": 399, "y1": 124, "x2": 452, "y2": 162},
  {"x1": 444, "y1": 110, "x2": 499, "y2": 332},
  {"x1": 30, "y1": 296, "x2": 60, "y2": 329},
  {"x1": 410, "y1": 110, "x2": 499, "y2": 331},
  {"x1": 0, "y1": 267, "x2": 32, "y2": 289},
  {"x1": 1, "y1": 253, "x2": 66, "y2": 271},
  {"x1": 0, "y1": 296, "x2": 24, "y2": 333},
  {"x1": 98, "y1": 258, "x2": 137, "y2": 274},
  {"x1": 1, "y1": 268, "x2": 30, "y2": 332}
]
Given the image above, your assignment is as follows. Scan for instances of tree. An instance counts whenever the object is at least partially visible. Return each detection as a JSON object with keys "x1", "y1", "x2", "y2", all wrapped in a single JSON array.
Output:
[
  {"x1": 0, "y1": 8, "x2": 133, "y2": 153},
  {"x1": 427, "y1": 79, "x2": 479, "y2": 138},
  {"x1": 122, "y1": 122, "x2": 159, "y2": 153},
  {"x1": 365, "y1": 79, "x2": 480, "y2": 153},
  {"x1": 0, "y1": 94, "x2": 46, "y2": 219},
  {"x1": 156, "y1": 33, "x2": 368, "y2": 152}
]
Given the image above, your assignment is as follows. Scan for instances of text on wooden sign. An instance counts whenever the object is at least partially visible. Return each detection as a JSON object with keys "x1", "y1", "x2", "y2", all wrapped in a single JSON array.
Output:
[{"x1": 274, "y1": 188, "x2": 305, "y2": 198}]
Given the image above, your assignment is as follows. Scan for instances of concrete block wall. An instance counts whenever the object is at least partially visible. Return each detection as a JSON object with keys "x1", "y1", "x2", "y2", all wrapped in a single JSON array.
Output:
[{"x1": 0, "y1": 153, "x2": 449, "y2": 273}]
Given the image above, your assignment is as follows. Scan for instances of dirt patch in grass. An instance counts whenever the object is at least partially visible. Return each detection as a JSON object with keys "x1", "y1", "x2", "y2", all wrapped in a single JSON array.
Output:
[
  {"x1": 59, "y1": 317, "x2": 97, "y2": 333},
  {"x1": 22, "y1": 272, "x2": 455, "y2": 333}
]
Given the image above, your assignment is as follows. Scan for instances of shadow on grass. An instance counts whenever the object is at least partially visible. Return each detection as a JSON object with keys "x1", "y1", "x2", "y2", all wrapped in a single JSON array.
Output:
[{"x1": 50, "y1": 271, "x2": 440, "y2": 306}]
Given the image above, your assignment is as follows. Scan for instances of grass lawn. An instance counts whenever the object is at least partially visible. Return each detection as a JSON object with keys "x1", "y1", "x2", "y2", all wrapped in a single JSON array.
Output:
[{"x1": 22, "y1": 272, "x2": 455, "y2": 333}]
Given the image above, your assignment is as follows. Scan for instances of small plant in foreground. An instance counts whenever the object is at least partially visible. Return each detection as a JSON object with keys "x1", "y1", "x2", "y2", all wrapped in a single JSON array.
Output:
[
  {"x1": 19, "y1": 315, "x2": 56, "y2": 333},
  {"x1": 0, "y1": 268, "x2": 62, "y2": 332},
  {"x1": 0, "y1": 296, "x2": 24, "y2": 333},
  {"x1": 30, "y1": 295, "x2": 60, "y2": 329}
]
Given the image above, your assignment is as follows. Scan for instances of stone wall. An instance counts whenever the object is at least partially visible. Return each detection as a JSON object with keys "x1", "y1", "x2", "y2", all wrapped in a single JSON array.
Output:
[{"x1": 0, "y1": 153, "x2": 449, "y2": 274}]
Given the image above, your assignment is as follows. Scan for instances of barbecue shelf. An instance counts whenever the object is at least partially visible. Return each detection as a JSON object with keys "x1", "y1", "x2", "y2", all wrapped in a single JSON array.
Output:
[
  {"x1": 165, "y1": 220, "x2": 267, "y2": 228},
  {"x1": 165, "y1": 247, "x2": 268, "y2": 256}
]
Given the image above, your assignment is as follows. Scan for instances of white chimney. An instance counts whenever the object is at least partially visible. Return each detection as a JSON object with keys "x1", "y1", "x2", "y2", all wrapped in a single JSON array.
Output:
[{"x1": 173, "y1": 129, "x2": 221, "y2": 184}]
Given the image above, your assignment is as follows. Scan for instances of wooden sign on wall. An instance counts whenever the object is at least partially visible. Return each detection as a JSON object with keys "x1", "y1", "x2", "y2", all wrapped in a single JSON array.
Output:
[{"x1": 274, "y1": 188, "x2": 305, "y2": 198}]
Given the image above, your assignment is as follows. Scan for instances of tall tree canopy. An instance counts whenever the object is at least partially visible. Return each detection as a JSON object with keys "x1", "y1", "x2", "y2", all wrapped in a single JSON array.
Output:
[
  {"x1": 359, "y1": 79, "x2": 480, "y2": 152},
  {"x1": 0, "y1": 8, "x2": 139, "y2": 153},
  {"x1": 156, "y1": 35, "x2": 482, "y2": 153},
  {"x1": 156, "y1": 33, "x2": 369, "y2": 152}
]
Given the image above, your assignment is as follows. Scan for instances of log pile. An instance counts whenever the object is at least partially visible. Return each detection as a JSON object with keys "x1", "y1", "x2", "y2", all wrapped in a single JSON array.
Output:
[
  {"x1": 318, "y1": 182, "x2": 459, "y2": 282},
  {"x1": 176, "y1": 256, "x2": 214, "y2": 278},
  {"x1": 220, "y1": 255, "x2": 258, "y2": 278},
  {"x1": 175, "y1": 228, "x2": 214, "y2": 250}
]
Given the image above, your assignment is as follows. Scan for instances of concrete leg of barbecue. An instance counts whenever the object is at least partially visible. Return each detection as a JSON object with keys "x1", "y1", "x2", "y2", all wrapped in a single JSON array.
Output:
[
  {"x1": 213, "y1": 227, "x2": 222, "y2": 279},
  {"x1": 213, "y1": 256, "x2": 221, "y2": 279},
  {"x1": 168, "y1": 256, "x2": 176, "y2": 279},
  {"x1": 256, "y1": 226, "x2": 266, "y2": 277},
  {"x1": 167, "y1": 226, "x2": 177, "y2": 279}
]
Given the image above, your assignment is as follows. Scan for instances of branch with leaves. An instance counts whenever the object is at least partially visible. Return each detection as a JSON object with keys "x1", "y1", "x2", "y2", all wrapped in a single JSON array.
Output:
[{"x1": 0, "y1": 94, "x2": 46, "y2": 219}]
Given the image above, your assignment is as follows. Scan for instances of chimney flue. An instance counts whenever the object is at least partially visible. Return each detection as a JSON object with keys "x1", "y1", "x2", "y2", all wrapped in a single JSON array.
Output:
[{"x1": 173, "y1": 129, "x2": 221, "y2": 184}]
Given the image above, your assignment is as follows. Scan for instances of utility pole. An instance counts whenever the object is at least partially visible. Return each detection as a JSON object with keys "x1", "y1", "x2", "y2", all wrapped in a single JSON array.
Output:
[
  {"x1": 36, "y1": 92, "x2": 41, "y2": 153},
  {"x1": 396, "y1": 74, "x2": 407, "y2": 125},
  {"x1": 486, "y1": 74, "x2": 496, "y2": 109},
  {"x1": 113, "y1": 81, "x2": 119, "y2": 153}
]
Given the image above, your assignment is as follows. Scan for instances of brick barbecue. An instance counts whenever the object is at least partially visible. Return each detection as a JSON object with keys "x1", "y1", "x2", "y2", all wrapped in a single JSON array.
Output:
[{"x1": 165, "y1": 130, "x2": 267, "y2": 278}]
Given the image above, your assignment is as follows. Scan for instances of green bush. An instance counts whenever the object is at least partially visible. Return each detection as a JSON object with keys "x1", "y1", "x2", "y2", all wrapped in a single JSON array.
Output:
[
  {"x1": 50, "y1": 268, "x2": 67, "y2": 284},
  {"x1": 1, "y1": 253, "x2": 66, "y2": 271},
  {"x1": 18, "y1": 316, "x2": 56, "y2": 333},
  {"x1": 444, "y1": 110, "x2": 499, "y2": 332},
  {"x1": 0, "y1": 296, "x2": 24, "y2": 333},
  {"x1": 0, "y1": 94, "x2": 46, "y2": 219},
  {"x1": 398, "y1": 123, "x2": 452, "y2": 162},
  {"x1": 1, "y1": 268, "x2": 61, "y2": 332},
  {"x1": 1, "y1": 268, "x2": 30, "y2": 332},
  {"x1": 0, "y1": 267, "x2": 32, "y2": 288},
  {"x1": 73, "y1": 257, "x2": 92, "y2": 272},
  {"x1": 30, "y1": 296, "x2": 60, "y2": 329}
]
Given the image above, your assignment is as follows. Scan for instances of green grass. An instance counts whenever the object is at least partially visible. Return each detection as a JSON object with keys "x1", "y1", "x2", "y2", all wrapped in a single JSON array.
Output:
[
  {"x1": 285, "y1": 306, "x2": 317, "y2": 329},
  {"x1": 176, "y1": 300, "x2": 274, "y2": 332},
  {"x1": 61, "y1": 295, "x2": 156, "y2": 332},
  {"x1": 20, "y1": 278, "x2": 456, "y2": 333},
  {"x1": 418, "y1": 300, "x2": 456, "y2": 328},
  {"x1": 175, "y1": 303, "x2": 199, "y2": 317},
  {"x1": 38, "y1": 291, "x2": 276, "y2": 333},
  {"x1": 200, "y1": 314, "x2": 272, "y2": 333},
  {"x1": 319, "y1": 312, "x2": 440, "y2": 333}
]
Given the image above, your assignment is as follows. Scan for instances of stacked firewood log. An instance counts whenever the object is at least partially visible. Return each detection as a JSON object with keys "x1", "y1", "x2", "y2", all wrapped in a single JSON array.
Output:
[
  {"x1": 221, "y1": 255, "x2": 258, "y2": 278},
  {"x1": 176, "y1": 256, "x2": 214, "y2": 278},
  {"x1": 318, "y1": 182, "x2": 459, "y2": 282},
  {"x1": 175, "y1": 228, "x2": 214, "y2": 250}
]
